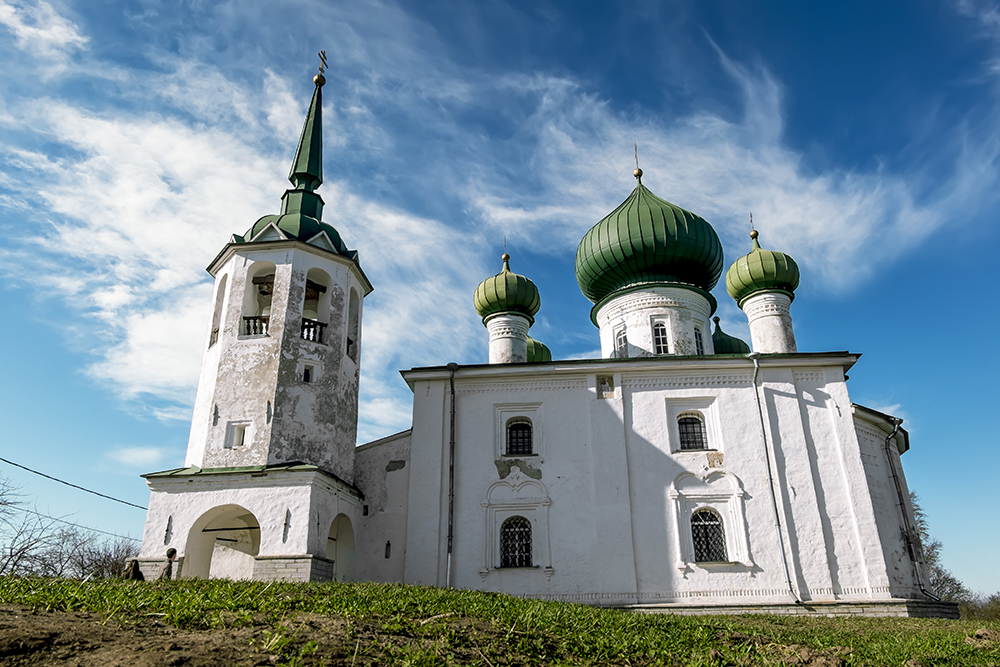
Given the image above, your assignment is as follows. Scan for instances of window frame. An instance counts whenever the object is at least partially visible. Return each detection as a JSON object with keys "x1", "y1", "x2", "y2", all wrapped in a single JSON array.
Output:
[
  {"x1": 652, "y1": 321, "x2": 670, "y2": 355},
  {"x1": 498, "y1": 515, "x2": 533, "y2": 568},
  {"x1": 694, "y1": 326, "x2": 705, "y2": 356},
  {"x1": 669, "y1": 471, "x2": 751, "y2": 570},
  {"x1": 494, "y1": 403, "x2": 543, "y2": 458},
  {"x1": 666, "y1": 398, "x2": 723, "y2": 454},
  {"x1": 690, "y1": 508, "x2": 728, "y2": 563},
  {"x1": 677, "y1": 412, "x2": 710, "y2": 451},
  {"x1": 505, "y1": 418, "x2": 533, "y2": 456}
]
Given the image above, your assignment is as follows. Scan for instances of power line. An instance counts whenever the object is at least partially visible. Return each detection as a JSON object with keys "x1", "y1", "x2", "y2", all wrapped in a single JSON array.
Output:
[
  {"x1": 7, "y1": 505, "x2": 141, "y2": 543},
  {"x1": 0, "y1": 456, "x2": 147, "y2": 511}
]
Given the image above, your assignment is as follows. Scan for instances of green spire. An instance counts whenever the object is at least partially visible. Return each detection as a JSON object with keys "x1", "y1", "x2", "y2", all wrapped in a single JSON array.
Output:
[
  {"x1": 280, "y1": 76, "x2": 325, "y2": 222},
  {"x1": 289, "y1": 78, "x2": 324, "y2": 191}
]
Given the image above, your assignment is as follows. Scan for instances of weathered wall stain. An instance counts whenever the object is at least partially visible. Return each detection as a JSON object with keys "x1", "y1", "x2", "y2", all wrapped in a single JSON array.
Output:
[{"x1": 494, "y1": 458, "x2": 542, "y2": 480}]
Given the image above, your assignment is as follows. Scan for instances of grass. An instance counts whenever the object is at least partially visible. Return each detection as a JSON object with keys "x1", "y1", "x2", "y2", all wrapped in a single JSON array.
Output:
[{"x1": 1, "y1": 576, "x2": 998, "y2": 666}]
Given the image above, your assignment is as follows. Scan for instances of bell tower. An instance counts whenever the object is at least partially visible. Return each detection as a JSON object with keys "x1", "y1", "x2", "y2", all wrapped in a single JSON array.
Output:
[
  {"x1": 184, "y1": 69, "x2": 373, "y2": 482},
  {"x1": 139, "y1": 64, "x2": 373, "y2": 584}
]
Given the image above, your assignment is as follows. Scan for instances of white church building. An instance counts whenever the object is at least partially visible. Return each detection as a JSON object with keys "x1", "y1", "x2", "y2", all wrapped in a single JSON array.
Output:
[{"x1": 136, "y1": 71, "x2": 956, "y2": 617}]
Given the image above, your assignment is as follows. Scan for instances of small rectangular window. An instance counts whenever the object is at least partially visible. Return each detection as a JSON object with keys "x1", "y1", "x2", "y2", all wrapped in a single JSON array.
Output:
[
  {"x1": 694, "y1": 327, "x2": 705, "y2": 356},
  {"x1": 303, "y1": 364, "x2": 314, "y2": 383},
  {"x1": 225, "y1": 421, "x2": 251, "y2": 449},
  {"x1": 653, "y1": 322, "x2": 669, "y2": 355}
]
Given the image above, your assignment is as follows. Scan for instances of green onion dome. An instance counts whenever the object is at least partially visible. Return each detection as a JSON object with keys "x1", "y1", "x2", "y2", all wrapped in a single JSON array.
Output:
[
  {"x1": 725, "y1": 230, "x2": 800, "y2": 307},
  {"x1": 473, "y1": 254, "x2": 541, "y2": 324},
  {"x1": 711, "y1": 316, "x2": 751, "y2": 355},
  {"x1": 575, "y1": 174, "x2": 725, "y2": 304},
  {"x1": 526, "y1": 337, "x2": 552, "y2": 363}
]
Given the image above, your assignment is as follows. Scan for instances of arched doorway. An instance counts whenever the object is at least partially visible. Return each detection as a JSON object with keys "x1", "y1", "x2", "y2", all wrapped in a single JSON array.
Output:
[
  {"x1": 325, "y1": 514, "x2": 355, "y2": 582},
  {"x1": 185, "y1": 505, "x2": 261, "y2": 579}
]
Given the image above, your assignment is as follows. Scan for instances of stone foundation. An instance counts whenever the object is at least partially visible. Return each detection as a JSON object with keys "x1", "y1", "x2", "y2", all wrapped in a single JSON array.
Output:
[
  {"x1": 626, "y1": 600, "x2": 959, "y2": 619},
  {"x1": 135, "y1": 557, "x2": 184, "y2": 581},
  {"x1": 252, "y1": 555, "x2": 337, "y2": 582}
]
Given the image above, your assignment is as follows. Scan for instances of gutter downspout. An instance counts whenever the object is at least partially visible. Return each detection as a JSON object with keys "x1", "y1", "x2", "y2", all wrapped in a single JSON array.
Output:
[
  {"x1": 748, "y1": 352, "x2": 800, "y2": 603},
  {"x1": 445, "y1": 362, "x2": 458, "y2": 588},
  {"x1": 883, "y1": 417, "x2": 940, "y2": 602}
]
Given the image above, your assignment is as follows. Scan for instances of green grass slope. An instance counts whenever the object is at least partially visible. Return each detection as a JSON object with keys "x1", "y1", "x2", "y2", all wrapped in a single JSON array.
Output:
[{"x1": 1, "y1": 577, "x2": 997, "y2": 666}]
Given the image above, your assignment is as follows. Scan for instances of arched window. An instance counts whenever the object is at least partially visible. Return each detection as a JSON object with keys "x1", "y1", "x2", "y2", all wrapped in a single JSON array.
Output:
[
  {"x1": 346, "y1": 288, "x2": 360, "y2": 361},
  {"x1": 653, "y1": 322, "x2": 669, "y2": 355},
  {"x1": 242, "y1": 262, "x2": 275, "y2": 336},
  {"x1": 302, "y1": 268, "x2": 330, "y2": 343},
  {"x1": 678, "y1": 413, "x2": 708, "y2": 450},
  {"x1": 615, "y1": 328, "x2": 628, "y2": 359},
  {"x1": 506, "y1": 418, "x2": 532, "y2": 456},
  {"x1": 694, "y1": 326, "x2": 705, "y2": 355},
  {"x1": 500, "y1": 516, "x2": 532, "y2": 568},
  {"x1": 209, "y1": 274, "x2": 227, "y2": 347},
  {"x1": 691, "y1": 509, "x2": 727, "y2": 562}
]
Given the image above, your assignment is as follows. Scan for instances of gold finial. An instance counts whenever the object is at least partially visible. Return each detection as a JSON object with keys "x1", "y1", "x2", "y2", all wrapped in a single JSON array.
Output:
[
  {"x1": 313, "y1": 50, "x2": 328, "y2": 86},
  {"x1": 502, "y1": 253, "x2": 510, "y2": 262},
  {"x1": 713, "y1": 316, "x2": 721, "y2": 324},
  {"x1": 749, "y1": 212, "x2": 758, "y2": 239},
  {"x1": 633, "y1": 141, "x2": 642, "y2": 180}
]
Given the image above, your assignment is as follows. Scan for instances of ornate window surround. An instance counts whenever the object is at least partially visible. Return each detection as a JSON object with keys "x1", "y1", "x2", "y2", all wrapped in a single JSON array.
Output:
[
  {"x1": 668, "y1": 471, "x2": 751, "y2": 570},
  {"x1": 480, "y1": 467, "x2": 553, "y2": 579},
  {"x1": 666, "y1": 397, "x2": 723, "y2": 453},
  {"x1": 494, "y1": 403, "x2": 543, "y2": 458}
]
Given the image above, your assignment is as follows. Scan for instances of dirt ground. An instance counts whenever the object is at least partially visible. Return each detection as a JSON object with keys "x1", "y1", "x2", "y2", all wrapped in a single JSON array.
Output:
[{"x1": 0, "y1": 604, "x2": 424, "y2": 666}]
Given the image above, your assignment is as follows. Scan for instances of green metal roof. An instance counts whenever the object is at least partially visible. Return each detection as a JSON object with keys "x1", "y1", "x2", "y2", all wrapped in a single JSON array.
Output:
[
  {"x1": 473, "y1": 254, "x2": 541, "y2": 323},
  {"x1": 711, "y1": 316, "x2": 751, "y2": 355},
  {"x1": 575, "y1": 179, "x2": 724, "y2": 304},
  {"x1": 142, "y1": 463, "x2": 363, "y2": 498},
  {"x1": 725, "y1": 230, "x2": 800, "y2": 307},
  {"x1": 526, "y1": 336, "x2": 552, "y2": 363},
  {"x1": 232, "y1": 76, "x2": 357, "y2": 261}
]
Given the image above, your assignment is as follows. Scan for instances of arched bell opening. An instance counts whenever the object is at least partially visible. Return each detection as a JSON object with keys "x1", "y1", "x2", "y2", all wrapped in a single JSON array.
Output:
[
  {"x1": 184, "y1": 505, "x2": 261, "y2": 580},
  {"x1": 325, "y1": 513, "x2": 355, "y2": 582}
]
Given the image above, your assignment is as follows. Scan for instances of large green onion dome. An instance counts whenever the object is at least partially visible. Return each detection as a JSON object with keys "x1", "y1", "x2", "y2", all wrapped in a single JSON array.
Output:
[
  {"x1": 725, "y1": 230, "x2": 800, "y2": 307},
  {"x1": 711, "y1": 316, "x2": 751, "y2": 355},
  {"x1": 575, "y1": 172, "x2": 725, "y2": 304},
  {"x1": 526, "y1": 337, "x2": 552, "y2": 363},
  {"x1": 474, "y1": 254, "x2": 541, "y2": 324}
]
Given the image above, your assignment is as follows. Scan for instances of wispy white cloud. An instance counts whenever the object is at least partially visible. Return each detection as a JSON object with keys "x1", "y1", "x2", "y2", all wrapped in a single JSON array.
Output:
[
  {"x1": 105, "y1": 446, "x2": 167, "y2": 468},
  {"x1": 2, "y1": 0, "x2": 998, "y2": 446},
  {"x1": 0, "y1": 0, "x2": 86, "y2": 66}
]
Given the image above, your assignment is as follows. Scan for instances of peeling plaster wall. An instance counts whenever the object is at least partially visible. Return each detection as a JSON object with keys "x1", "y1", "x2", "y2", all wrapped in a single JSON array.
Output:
[
  {"x1": 400, "y1": 358, "x2": 921, "y2": 606},
  {"x1": 354, "y1": 430, "x2": 412, "y2": 582},
  {"x1": 185, "y1": 245, "x2": 365, "y2": 482}
]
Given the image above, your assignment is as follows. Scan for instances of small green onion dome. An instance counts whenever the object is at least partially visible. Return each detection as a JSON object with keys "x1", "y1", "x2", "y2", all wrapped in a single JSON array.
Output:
[
  {"x1": 725, "y1": 230, "x2": 800, "y2": 307},
  {"x1": 526, "y1": 337, "x2": 552, "y2": 363},
  {"x1": 711, "y1": 316, "x2": 751, "y2": 355},
  {"x1": 575, "y1": 176, "x2": 725, "y2": 304},
  {"x1": 473, "y1": 254, "x2": 541, "y2": 323}
]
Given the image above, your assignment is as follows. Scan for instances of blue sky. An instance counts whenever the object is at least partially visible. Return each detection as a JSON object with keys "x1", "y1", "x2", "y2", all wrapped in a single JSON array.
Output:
[{"x1": 1, "y1": 0, "x2": 998, "y2": 593}]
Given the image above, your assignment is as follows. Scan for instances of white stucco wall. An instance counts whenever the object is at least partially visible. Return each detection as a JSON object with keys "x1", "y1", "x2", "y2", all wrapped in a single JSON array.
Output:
[
  {"x1": 395, "y1": 354, "x2": 922, "y2": 606},
  {"x1": 354, "y1": 430, "x2": 412, "y2": 582}
]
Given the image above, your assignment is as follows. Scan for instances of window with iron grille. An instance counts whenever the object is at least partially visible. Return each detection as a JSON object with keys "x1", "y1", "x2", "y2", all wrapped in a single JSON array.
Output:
[
  {"x1": 694, "y1": 327, "x2": 705, "y2": 355},
  {"x1": 653, "y1": 322, "x2": 669, "y2": 355},
  {"x1": 678, "y1": 414, "x2": 708, "y2": 450},
  {"x1": 691, "y1": 509, "x2": 727, "y2": 562},
  {"x1": 506, "y1": 419, "x2": 533, "y2": 456},
  {"x1": 615, "y1": 328, "x2": 628, "y2": 359},
  {"x1": 500, "y1": 516, "x2": 532, "y2": 568}
]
